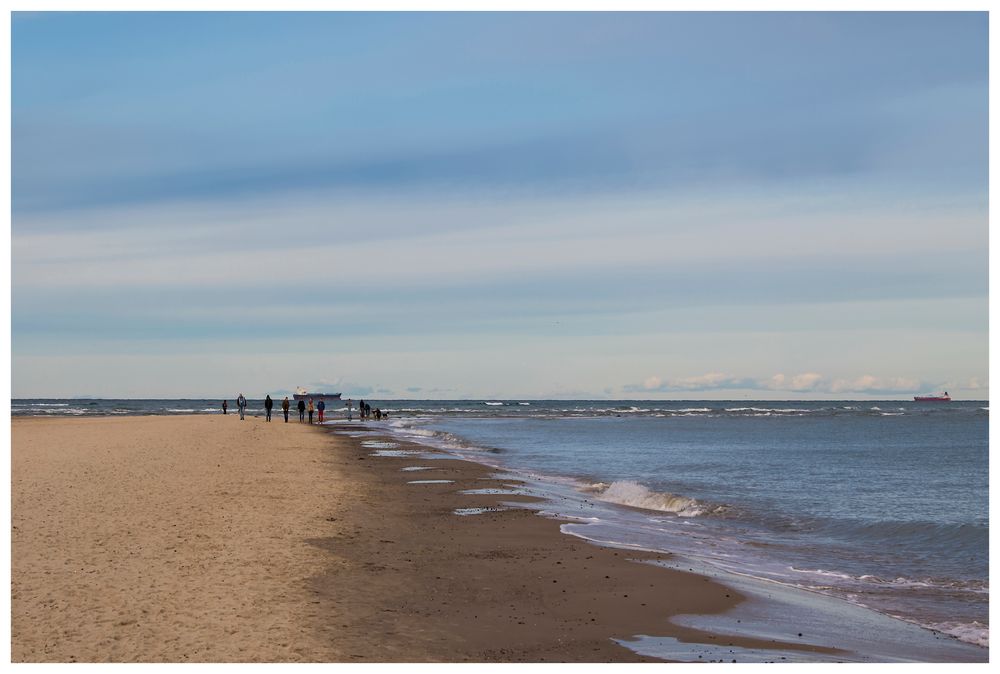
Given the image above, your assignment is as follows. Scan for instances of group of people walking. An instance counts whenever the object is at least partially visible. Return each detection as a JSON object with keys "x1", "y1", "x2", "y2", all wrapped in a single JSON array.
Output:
[
  {"x1": 221, "y1": 395, "x2": 385, "y2": 423},
  {"x1": 354, "y1": 399, "x2": 385, "y2": 420}
]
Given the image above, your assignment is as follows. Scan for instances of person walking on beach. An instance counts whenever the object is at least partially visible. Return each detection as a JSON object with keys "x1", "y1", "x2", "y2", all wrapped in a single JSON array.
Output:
[
  {"x1": 359, "y1": 399, "x2": 365, "y2": 421},
  {"x1": 282, "y1": 396, "x2": 290, "y2": 422},
  {"x1": 222, "y1": 400, "x2": 228, "y2": 415},
  {"x1": 264, "y1": 394, "x2": 273, "y2": 422},
  {"x1": 317, "y1": 398, "x2": 326, "y2": 423},
  {"x1": 297, "y1": 398, "x2": 306, "y2": 422},
  {"x1": 365, "y1": 402, "x2": 371, "y2": 420},
  {"x1": 308, "y1": 399, "x2": 315, "y2": 424},
  {"x1": 346, "y1": 399, "x2": 353, "y2": 421},
  {"x1": 237, "y1": 393, "x2": 247, "y2": 420}
]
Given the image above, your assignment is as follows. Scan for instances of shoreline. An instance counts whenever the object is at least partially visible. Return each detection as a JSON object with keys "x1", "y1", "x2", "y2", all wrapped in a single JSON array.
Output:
[
  {"x1": 332, "y1": 419, "x2": 988, "y2": 663},
  {"x1": 310, "y1": 421, "x2": 846, "y2": 662},
  {"x1": 11, "y1": 414, "x2": 824, "y2": 662},
  {"x1": 11, "y1": 415, "x2": 983, "y2": 662}
]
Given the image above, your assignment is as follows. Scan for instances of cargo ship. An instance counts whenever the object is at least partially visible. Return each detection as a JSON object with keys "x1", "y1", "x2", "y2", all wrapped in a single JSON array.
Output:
[
  {"x1": 914, "y1": 392, "x2": 951, "y2": 402},
  {"x1": 292, "y1": 387, "x2": 342, "y2": 403}
]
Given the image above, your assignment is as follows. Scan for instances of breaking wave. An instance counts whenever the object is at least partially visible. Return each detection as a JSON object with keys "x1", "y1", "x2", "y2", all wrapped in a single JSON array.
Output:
[{"x1": 584, "y1": 480, "x2": 726, "y2": 517}]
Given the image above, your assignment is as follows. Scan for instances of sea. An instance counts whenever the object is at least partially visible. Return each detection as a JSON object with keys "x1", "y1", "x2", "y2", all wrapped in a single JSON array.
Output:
[{"x1": 13, "y1": 398, "x2": 989, "y2": 660}]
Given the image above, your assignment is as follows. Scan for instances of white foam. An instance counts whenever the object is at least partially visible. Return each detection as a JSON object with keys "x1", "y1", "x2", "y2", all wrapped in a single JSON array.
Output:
[
  {"x1": 926, "y1": 620, "x2": 989, "y2": 647},
  {"x1": 724, "y1": 407, "x2": 810, "y2": 413},
  {"x1": 361, "y1": 440, "x2": 400, "y2": 449},
  {"x1": 407, "y1": 479, "x2": 454, "y2": 484},
  {"x1": 370, "y1": 449, "x2": 419, "y2": 457},
  {"x1": 791, "y1": 567, "x2": 854, "y2": 580},
  {"x1": 594, "y1": 480, "x2": 711, "y2": 517},
  {"x1": 454, "y1": 506, "x2": 509, "y2": 516},
  {"x1": 460, "y1": 488, "x2": 523, "y2": 495}
]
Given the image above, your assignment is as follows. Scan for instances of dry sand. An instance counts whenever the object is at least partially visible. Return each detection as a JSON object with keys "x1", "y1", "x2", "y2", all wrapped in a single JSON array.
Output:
[
  {"x1": 12, "y1": 414, "x2": 350, "y2": 662},
  {"x1": 11, "y1": 415, "x2": 838, "y2": 662}
]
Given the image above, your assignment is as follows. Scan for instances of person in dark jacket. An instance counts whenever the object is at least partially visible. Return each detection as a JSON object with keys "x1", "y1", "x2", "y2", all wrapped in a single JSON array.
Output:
[
  {"x1": 297, "y1": 398, "x2": 306, "y2": 422},
  {"x1": 264, "y1": 394, "x2": 273, "y2": 422},
  {"x1": 317, "y1": 398, "x2": 326, "y2": 423},
  {"x1": 222, "y1": 400, "x2": 228, "y2": 415},
  {"x1": 237, "y1": 393, "x2": 247, "y2": 420},
  {"x1": 282, "y1": 396, "x2": 290, "y2": 422}
]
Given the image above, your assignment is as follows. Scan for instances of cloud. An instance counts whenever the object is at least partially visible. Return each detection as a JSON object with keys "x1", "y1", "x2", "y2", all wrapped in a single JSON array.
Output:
[
  {"x1": 630, "y1": 372, "x2": 759, "y2": 392},
  {"x1": 331, "y1": 382, "x2": 374, "y2": 397},
  {"x1": 769, "y1": 372, "x2": 824, "y2": 391},
  {"x1": 828, "y1": 375, "x2": 922, "y2": 395},
  {"x1": 627, "y1": 372, "x2": 926, "y2": 395}
]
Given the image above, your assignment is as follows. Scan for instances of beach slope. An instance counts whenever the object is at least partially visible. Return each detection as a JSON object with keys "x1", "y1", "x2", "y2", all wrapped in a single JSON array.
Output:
[{"x1": 11, "y1": 415, "x2": 829, "y2": 662}]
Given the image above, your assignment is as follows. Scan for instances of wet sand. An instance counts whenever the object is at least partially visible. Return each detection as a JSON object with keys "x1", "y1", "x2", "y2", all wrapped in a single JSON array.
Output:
[{"x1": 11, "y1": 414, "x2": 839, "y2": 662}]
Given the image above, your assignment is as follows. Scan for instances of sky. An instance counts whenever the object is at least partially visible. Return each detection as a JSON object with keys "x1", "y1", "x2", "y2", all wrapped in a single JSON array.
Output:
[{"x1": 9, "y1": 11, "x2": 989, "y2": 400}]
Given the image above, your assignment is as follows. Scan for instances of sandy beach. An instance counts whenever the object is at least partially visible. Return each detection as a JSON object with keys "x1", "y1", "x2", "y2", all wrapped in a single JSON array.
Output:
[{"x1": 11, "y1": 414, "x2": 837, "y2": 662}]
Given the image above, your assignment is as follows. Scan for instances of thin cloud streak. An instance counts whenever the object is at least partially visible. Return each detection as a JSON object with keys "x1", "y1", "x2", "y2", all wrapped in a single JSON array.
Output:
[{"x1": 626, "y1": 372, "x2": 929, "y2": 396}]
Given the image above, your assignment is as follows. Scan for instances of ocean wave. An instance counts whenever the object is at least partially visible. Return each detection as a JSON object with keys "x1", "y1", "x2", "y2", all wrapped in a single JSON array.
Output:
[
  {"x1": 723, "y1": 407, "x2": 812, "y2": 413},
  {"x1": 586, "y1": 480, "x2": 725, "y2": 517},
  {"x1": 925, "y1": 620, "x2": 989, "y2": 647},
  {"x1": 370, "y1": 449, "x2": 420, "y2": 457},
  {"x1": 790, "y1": 568, "x2": 856, "y2": 581},
  {"x1": 391, "y1": 426, "x2": 437, "y2": 437},
  {"x1": 791, "y1": 566, "x2": 988, "y2": 595},
  {"x1": 858, "y1": 574, "x2": 989, "y2": 593},
  {"x1": 361, "y1": 440, "x2": 400, "y2": 449}
]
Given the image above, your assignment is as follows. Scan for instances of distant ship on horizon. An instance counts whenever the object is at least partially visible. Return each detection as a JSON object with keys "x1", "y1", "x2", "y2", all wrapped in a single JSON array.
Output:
[
  {"x1": 292, "y1": 387, "x2": 342, "y2": 402},
  {"x1": 914, "y1": 391, "x2": 951, "y2": 402}
]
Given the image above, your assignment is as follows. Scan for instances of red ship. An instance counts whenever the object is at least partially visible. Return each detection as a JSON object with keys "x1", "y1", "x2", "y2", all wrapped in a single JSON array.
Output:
[{"x1": 913, "y1": 392, "x2": 951, "y2": 402}]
